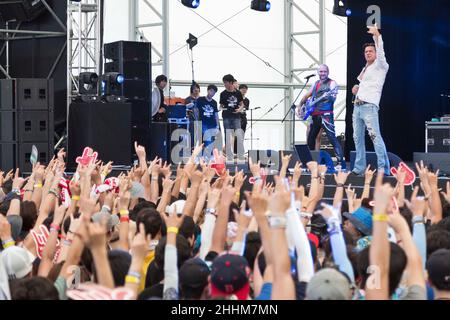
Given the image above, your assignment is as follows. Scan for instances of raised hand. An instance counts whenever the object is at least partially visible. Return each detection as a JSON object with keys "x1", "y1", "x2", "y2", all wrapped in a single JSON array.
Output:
[
  {"x1": 281, "y1": 151, "x2": 292, "y2": 168},
  {"x1": 12, "y1": 168, "x2": 28, "y2": 190},
  {"x1": 0, "y1": 215, "x2": 12, "y2": 240},
  {"x1": 404, "y1": 186, "x2": 428, "y2": 218},
  {"x1": 367, "y1": 23, "x2": 381, "y2": 37},
  {"x1": 53, "y1": 204, "x2": 68, "y2": 226},
  {"x1": 131, "y1": 223, "x2": 151, "y2": 260},
  {"x1": 207, "y1": 188, "x2": 221, "y2": 209},
  {"x1": 441, "y1": 181, "x2": 450, "y2": 203},
  {"x1": 134, "y1": 142, "x2": 147, "y2": 161},
  {"x1": 248, "y1": 157, "x2": 262, "y2": 178},
  {"x1": 364, "y1": 165, "x2": 376, "y2": 183},
  {"x1": 334, "y1": 170, "x2": 350, "y2": 185},
  {"x1": 82, "y1": 216, "x2": 108, "y2": 250},
  {"x1": 268, "y1": 188, "x2": 291, "y2": 216}
]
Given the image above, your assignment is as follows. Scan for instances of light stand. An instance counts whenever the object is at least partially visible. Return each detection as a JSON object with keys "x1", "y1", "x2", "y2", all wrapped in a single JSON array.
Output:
[
  {"x1": 281, "y1": 77, "x2": 312, "y2": 150},
  {"x1": 186, "y1": 33, "x2": 198, "y2": 83}
]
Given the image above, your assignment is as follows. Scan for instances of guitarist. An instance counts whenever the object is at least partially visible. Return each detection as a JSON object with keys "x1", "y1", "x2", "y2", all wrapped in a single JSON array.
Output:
[{"x1": 297, "y1": 64, "x2": 346, "y2": 169}]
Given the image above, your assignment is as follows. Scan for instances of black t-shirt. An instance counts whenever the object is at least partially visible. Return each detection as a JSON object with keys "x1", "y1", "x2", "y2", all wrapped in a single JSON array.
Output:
[
  {"x1": 220, "y1": 89, "x2": 243, "y2": 119},
  {"x1": 241, "y1": 97, "x2": 250, "y2": 118},
  {"x1": 196, "y1": 96, "x2": 219, "y2": 128}
]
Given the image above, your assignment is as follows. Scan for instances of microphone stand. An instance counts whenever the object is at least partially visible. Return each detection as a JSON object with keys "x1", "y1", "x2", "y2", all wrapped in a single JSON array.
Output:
[
  {"x1": 281, "y1": 77, "x2": 313, "y2": 150},
  {"x1": 247, "y1": 107, "x2": 261, "y2": 151}
]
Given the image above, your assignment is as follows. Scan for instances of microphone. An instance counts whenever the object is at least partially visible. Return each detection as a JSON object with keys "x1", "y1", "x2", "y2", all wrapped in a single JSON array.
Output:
[
  {"x1": 253, "y1": 107, "x2": 261, "y2": 110},
  {"x1": 304, "y1": 74, "x2": 316, "y2": 80}
]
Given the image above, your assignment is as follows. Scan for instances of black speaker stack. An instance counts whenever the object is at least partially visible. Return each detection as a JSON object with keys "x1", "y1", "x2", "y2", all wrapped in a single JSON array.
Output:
[
  {"x1": 104, "y1": 41, "x2": 152, "y2": 155},
  {"x1": 0, "y1": 78, "x2": 54, "y2": 172}
]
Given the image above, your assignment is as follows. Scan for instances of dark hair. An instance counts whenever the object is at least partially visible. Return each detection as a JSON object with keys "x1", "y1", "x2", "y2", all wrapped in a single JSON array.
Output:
[
  {"x1": 207, "y1": 84, "x2": 218, "y2": 93},
  {"x1": 155, "y1": 74, "x2": 167, "y2": 85},
  {"x1": 427, "y1": 249, "x2": 450, "y2": 291},
  {"x1": 107, "y1": 250, "x2": 132, "y2": 286},
  {"x1": 131, "y1": 200, "x2": 156, "y2": 222},
  {"x1": 180, "y1": 284, "x2": 205, "y2": 300},
  {"x1": 10, "y1": 277, "x2": 59, "y2": 300},
  {"x1": 357, "y1": 243, "x2": 407, "y2": 297},
  {"x1": 399, "y1": 206, "x2": 413, "y2": 233},
  {"x1": 190, "y1": 82, "x2": 200, "y2": 94},
  {"x1": 179, "y1": 216, "x2": 195, "y2": 244},
  {"x1": 239, "y1": 84, "x2": 248, "y2": 90},
  {"x1": 138, "y1": 283, "x2": 164, "y2": 300},
  {"x1": 363, "y1": 43, "x2": 376, "y2": 50},
  {"x1": 136, "y1": 208, "x2": 163, "y2": 239},
  {"x1": 426, "y1": 230, "x2": 450, "y2": 259},
  {"x1": 145, "y1": 235, "x2": 191, "y2": 288},
  {"x1": 243, "y1": 232, "x2": 261, "y2": 271},
  {"x1": 20, "y1": 201, "x2": 38, "y2": 232},
  {"x1": 222, "y1": 74, "x2": 235, "y2": 83},
  {"x1": 257, "y1": 251, "x2": 267, "y2": 277},
  {"x1": 442, "y1": 202, "x2": 450, "y2": 220}
]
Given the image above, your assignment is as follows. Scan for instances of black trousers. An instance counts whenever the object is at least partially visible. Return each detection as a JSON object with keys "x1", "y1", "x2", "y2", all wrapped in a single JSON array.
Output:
[{"x1": 307, "y1": 114, "x2": 344, "y2": 162}]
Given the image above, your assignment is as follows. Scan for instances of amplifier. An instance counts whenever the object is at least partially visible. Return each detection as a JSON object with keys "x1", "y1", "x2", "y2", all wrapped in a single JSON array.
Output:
[{"x1": 426, "y1": 122, "x2": 450, "y2": 153}]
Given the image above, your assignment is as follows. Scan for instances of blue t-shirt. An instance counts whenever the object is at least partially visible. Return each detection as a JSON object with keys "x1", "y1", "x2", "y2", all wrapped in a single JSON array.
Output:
[{"x1": 196, "y1": 96, "x2": 219, "y2": 129}]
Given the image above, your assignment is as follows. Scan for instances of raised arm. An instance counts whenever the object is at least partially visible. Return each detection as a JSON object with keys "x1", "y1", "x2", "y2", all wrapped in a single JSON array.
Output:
[{"x1": 368, "y1": 24, "x2": 389, "y2": 70}]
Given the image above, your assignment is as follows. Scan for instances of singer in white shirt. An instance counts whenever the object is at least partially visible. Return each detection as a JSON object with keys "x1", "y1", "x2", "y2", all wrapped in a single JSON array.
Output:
[{"x1": 351, "y1": 24, "x2": 390, "y2": 175}]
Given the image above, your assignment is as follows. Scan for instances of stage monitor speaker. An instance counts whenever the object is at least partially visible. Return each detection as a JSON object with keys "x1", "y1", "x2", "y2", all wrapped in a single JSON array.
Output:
[
  {"x1": 0, "y1": 78, "x2": 54, "y2": 111},
  {"x1": 350, "y1": 151, "x2": 404, "y2": 171},
  {"x1": 0, "y1": 0, "x2": 45, "y2": 22},
  {"x1": 294, "y1": 144, "x2": 320, "y2": 168},
  {"x1": 278, "y1": 150, "x2": 301, "y2": 169},
  {"x1": 248, "y1": 150, "x2": 280, "y2": 169},
  {"x1": 68, "y1": 102, "x2": 132, "y2": 170},
  {"x1": 104, "y1": 41, "x2": 151, "y2": 62},
  {"x1": 413, "y1": 152, "x2": 450, "y2": 175},
  {"x1": 148, "y1": 122, "x2": 170, "y2": 163}
]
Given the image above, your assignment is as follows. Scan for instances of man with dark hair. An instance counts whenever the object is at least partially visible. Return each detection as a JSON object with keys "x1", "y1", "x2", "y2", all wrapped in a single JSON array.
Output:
[
  {"x1": 179, "y1": 258, "x2": 210, "y2": 300},
  {"x1": 352, "y1": 24, "x2": 390, "y2": 175},
  {"x1": 220, "y1": 74, "x2": 245, "y2": 161},
  {"x1": 426, "y1": 249, "x2": 450, "y2": 300},
  {"x1": 195, "y1": 84, "x2": 221, "y2": 160},
  {"x1": 153, "y1": 74, "x2": 169, "y2": 122},
  {"x1": 135, "y1": 208, "x2": 163, "y2": 293}
]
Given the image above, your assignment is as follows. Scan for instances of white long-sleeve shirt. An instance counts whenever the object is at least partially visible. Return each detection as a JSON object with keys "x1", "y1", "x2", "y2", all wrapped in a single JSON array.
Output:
[{"x1": 356, "y1": 35, "x2": 389, "y2": 107}]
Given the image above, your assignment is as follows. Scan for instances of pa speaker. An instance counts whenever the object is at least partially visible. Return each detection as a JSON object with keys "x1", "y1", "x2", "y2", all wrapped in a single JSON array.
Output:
[
  {"x1": 0, "y1": 0, "x2": 46, "y2": 22},
  {"x1": 104, "y1": 41, "x2": 151, "y2": 62},
  {"x1": 68, "y1": 102, "x2": 132, "y2": 169}
]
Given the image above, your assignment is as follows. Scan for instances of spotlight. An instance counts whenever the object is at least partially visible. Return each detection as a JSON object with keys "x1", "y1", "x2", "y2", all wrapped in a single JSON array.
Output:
[
  {"x1": 181, "y1": 0, "x2": 200, "y2": 9},
  {"x1": 79, "y1": 72, "x2": 99, "y2": 95},
  {"x1": 332, "y1": 0, "x2": 351, "y2": 17},
  {"x1": 251, "y1": 0, "x2": 271, "y2": 12},
  {"x1": 101, "y1": 72, "x2": 125, "y2": 102},
  {"x1": 186, "y1": 33, "x2": 198, "y2": 50}
]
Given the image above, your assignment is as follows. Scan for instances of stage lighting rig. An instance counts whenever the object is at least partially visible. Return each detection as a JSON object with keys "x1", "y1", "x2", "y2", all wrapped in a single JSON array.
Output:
[
  {"x1": 332, "y1": 0, "x2": 351, "y2": 17},
  {"x1": 101, "y1": 72, "x2": 125, "y2": 102},
  {"x1": 251, "y1": 0, "x2": 271, "y2": 12},
  {"x1": 181, "y1": 0, "x2": 200, "y2": 9},
  {"x1": 78, "y1": 72, "x2": 99, "y2": 102}
]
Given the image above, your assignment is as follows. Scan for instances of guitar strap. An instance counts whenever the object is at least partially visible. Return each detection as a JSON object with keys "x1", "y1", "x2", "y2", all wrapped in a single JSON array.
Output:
[{"x1": 312, "y1": 79, "x2": 330, "y2": 100}]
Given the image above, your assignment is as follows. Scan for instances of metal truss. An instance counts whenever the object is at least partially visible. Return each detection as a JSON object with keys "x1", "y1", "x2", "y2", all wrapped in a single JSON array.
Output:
[
  {"x1": 66, "y1": 0, "x2": 102, "y2": 110},
  {"x1": 0, "y1": 0, "x2": 66, "y2": 79},
  {"x1": 130, "y1": 0, "x2": 169, "y2": 79}
]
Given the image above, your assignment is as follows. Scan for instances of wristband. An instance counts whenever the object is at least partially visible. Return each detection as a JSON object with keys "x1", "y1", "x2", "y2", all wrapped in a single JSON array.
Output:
[
  {"x1": 34, "y1": 183, "x2": 43, "y2": 188},
  {"x1": 49, "y1": 189, "x2": 59, "y2": 199},
  {"x1": 412, "y1": 216, "x2": 425, "y2": 224},
  {"x1": 373, "y1": 214, "x2": 389, "y2": 222},
  {"x1": 151, "y1": 177, "x2": 158, "y2": 182},
  {"x1": 268, "y1": 216, "x2": 287, "y2": 229},
  {"x1": 205, "y1": 208, "x2": 217, "y2": 216},
  {"x1": 336, "y1": 183, "x2": 345, "y2": 188},
  {"x1": 128, "y1": 271, "x2": 141, "y2": 279},
  {"x1": 102, "y1": 205, "x2": 112, "y2": 213},
  {"x1": 125, "y1": 275, "x2": 140, "y2": 284},
  {"x1": 24, "y1": 189, "x2": 33, "y2": 193},
  {"x1": 2, "y1": 238, "x2": 14, "y2": 245},
  {"x1": 63, "y1": 239, "x2": 73, "y2": 246},
  {"x1": 167, "y1": 227, "x2": 179, "y2": 234},
  {"x1": 71, "y1": 195, "x2": 80, "y2": 201},
  {"x1": 119, "y1": 209, "x2": 129, "y2": 216},
  {"x1": 2, "y1": 241, "x2": 15, "y2": 249},
  {"x1": 50, "y1": 223, "x2": 61, "y2": 231},
  {"x1": 12, "y1": 188, "x2": 21, "y2": 196},
  {"x1": 120, "y1": 216, "x2": 130, "y2": 223},
  {"x1": 235, "y1": 191, "x2": 241, "y2": 197}
]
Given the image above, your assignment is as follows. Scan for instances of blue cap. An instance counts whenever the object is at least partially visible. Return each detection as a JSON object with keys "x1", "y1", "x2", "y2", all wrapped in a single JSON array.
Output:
[{"x1": 343, "y1": 207, "x2": 373, "y2": 236}]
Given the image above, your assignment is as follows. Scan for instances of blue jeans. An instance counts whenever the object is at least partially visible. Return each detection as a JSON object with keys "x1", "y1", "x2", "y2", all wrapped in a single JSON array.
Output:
[
  {"x1": 352, "y1": 103, "x2": 390, "y2": 174},
  {"x1": 223, "y1": 118, "x2": 243, "y2": 160}
]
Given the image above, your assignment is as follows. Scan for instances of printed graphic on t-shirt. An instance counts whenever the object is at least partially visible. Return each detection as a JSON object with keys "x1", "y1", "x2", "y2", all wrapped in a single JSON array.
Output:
[
  {"x1": 226, "y1": 95, "x2": 238, "y2": 110},
  {"x1": 202, "y1": 104, "x2": 215, "y2": 118}
]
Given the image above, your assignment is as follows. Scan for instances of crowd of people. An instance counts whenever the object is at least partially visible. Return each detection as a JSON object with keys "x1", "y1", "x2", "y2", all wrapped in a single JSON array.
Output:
[{"x1": 0, "y1": 144, "x2": 449, "y2": 301}]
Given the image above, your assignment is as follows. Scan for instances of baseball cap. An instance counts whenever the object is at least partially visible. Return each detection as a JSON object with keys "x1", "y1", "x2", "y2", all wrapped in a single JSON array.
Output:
[
  {"x1": 426, "y1": 249, "x2": 450, "y2": 290},
  {"x1": 166, "y1": 200, "x2": 186, "y2": 215},
  {"x1": 343, "y1": 207, "x2": 373, "y2": 236},
  {"x1": 0, "y1": 246, "x2": 35, "y2": 280},
  {"x1": 91, "y1": 212, "x2": 119, "y2": 232},
  {"x1": 179, "y1": 258, "x2": 210, "y2": 289},
  {"x1": 306, "y1": 268, "x2": 352, "y2": 300},
  {"x1": 210, "y1": 254, "x2": 250, "y2": 300}
]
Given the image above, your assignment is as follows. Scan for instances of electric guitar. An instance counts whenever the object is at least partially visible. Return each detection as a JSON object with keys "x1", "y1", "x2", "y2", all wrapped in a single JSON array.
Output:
[{"x1": 297, "y1": 86, "x2": 339, "y2": 121}]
